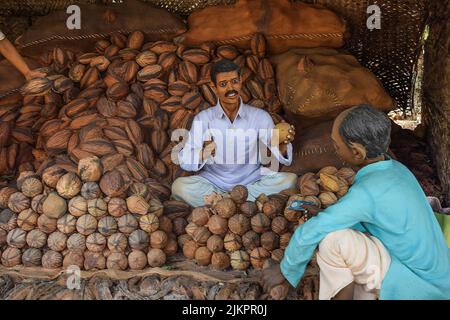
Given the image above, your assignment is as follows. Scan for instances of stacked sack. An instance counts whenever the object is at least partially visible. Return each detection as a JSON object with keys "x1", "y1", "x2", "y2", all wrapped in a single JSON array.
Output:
[
  {"x1": 0, "y1": 156, "x2": 191, "y2": 270},
  {"x1": 0, "y1": 31, "x2": 283, "y2": 185},
  {"x1": 180, "y1": 165, "x2": 356, "y2": 270}
]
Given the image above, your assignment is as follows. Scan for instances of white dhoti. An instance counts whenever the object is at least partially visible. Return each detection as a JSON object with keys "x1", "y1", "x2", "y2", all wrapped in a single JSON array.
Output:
[{"x1": 317, "y1": 229, "x2": 391, "y2": 300}]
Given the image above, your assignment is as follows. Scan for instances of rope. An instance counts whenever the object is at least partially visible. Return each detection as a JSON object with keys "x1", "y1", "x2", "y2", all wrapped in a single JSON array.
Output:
[
  {"x1": 213, "y1": 32, "x2": 343, "y2": 45},
  {"x1": 18, "y1": 27, "x2": 184, "y2": 48}
]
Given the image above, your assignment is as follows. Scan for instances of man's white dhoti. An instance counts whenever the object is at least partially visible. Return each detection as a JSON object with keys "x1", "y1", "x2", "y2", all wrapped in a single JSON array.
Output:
[{"x1": 317, "y1": 229, "x2": 391, "y2": 300}]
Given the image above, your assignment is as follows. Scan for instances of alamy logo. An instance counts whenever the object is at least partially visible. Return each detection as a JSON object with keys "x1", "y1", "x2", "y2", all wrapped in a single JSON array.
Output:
[
  {"x1": 170, "y1": 121, "x2": 286, "y2": 174},
  {"x1": 367, "y1": 5, "x2": 381, "y2": 30},
  {"x1": 66, "y1": 5, "x2": 81, "y2": 30},
  {"x1": 66, "y1": 265, "x2": 81, "y2": 290}
]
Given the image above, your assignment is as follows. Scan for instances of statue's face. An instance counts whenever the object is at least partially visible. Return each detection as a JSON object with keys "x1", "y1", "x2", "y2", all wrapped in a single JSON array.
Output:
[
  {"x1": 213, "y1": 70, "x2": 242, "y2": 105},
  {"x1": 331, "y1": 109, "x2": 366, "y2": 166}
]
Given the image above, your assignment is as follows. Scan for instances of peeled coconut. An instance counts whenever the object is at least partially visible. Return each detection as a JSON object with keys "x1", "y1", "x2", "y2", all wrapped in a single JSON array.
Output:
[
  {"x1": 43, "y1": 192, "x2": 67, "y2": 219},
  {"x1": 78, "y1": 156, "x2": 103, "y2": 182}
]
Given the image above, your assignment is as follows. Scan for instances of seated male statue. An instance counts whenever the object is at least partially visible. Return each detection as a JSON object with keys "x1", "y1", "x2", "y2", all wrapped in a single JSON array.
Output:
[{"x1": 172, "y1": 59, "x2": 297, "y2": 207}]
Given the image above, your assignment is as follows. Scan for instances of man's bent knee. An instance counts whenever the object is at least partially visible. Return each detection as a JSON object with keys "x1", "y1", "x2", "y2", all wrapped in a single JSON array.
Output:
[
  {"x1": 171, "y1": 177, "x2": 190, "y2": 200},
  {"x1": 275, "y1": 172, "x2": 298, "y2": 189},
  {"x1": 319, "y1": 229, "x2": 355, "y2": 255},
  {"x1": 282, "y1": 172, "x2": 298, "y2": 187}
]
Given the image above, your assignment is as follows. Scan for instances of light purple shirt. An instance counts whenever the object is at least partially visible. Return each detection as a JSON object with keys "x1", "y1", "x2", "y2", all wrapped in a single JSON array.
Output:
[{"x1": 177, "y1": 100, "x2": 293, "y2": 191}]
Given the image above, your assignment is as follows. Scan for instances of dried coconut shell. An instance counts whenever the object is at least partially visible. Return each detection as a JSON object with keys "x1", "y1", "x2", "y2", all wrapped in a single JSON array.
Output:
[
  {"x1": 126, "y1": 195, "x2": 149, "y2": 215},
  {"x1": 107, "y1": 197, "x2": 127, "y2": 217},
  {"x1": 21, "y1": 177, "x2": 43, "y2": 198},
  {"x1": 63, "y1": 251, "x2": 84, "y2": 268},
  {"x1": 128, "y1": 250, "x2": 147, "y2": 270},
  {"x1": 81, "y1": 182, "x2": 102, "y2": 200},
  {"x1": 47, "y1": 231, "x2": 68, "y2": 252},
  {"x1": 78, "y1": 156, "x2": 103, "y2": 182},
  {"x1": 195, "y1": 246, "x2": 212, "y2": 266},
  {"x1": 230, "y1": 185, "x2": 248, "y2": 204},
  {"x1": 182, "y1": 240, "x2": 198, "y2": 259},
  {"x1": 8, "y1": 192, "x2": 30, "y2": 213},
  {"x1": 37, "y1": 214, "x2": 57, "y2": 234},
  {"x1": 213, "y1": 198, "x2": 236, "y2": 218},
  {"x1": 0, "y1": 187, "x2": 17, "y2": 209},
  {"x1": 56, "y1": 214, "x2": 77, "y2": 234},
  {"x1": 147, "y1": 248, "x2": 166, "y2": 267},
  {"x1": 223, "y1": 233, "x2": 242, "y2": 252},
  {"x1": 31, "y1": 194, "x2": 46, "y2": 214},
  {"x1": 68, "y1": 196, "x2": 87, "y2": 217},
  {"x1": 191, "y1": 207, "x2": 211, "y2": 226},
  {"x1": 26, "y1": 229, "x2": 47, "y2": 248},
  {"x1": 87, "y1": 198, "x2": 107, "y2": 218},
  {"x1": 250, "y1": 213, "x2": 271, "y2": 233},
  {"x1": 211, "y1": 252, "x2": 230, "y2": 270},
  {"x1": 206, "y1": 234, "x2": 224, "y2": 253},
  {"x1": 150, "y1": 230, "x2": 168, "y2": 249},
  {"x1": 230, "y1": 250, "x2": 250, "y2": 270},
  {"x1": 242, "y1": 230, "x2": 260, "y2": 251},
  {"x1": 117, "y1": 214, "x2": 138, "y2": 234},
  {"x1": 228, "y1": 214, "x2": 250, "y2": 236},
  {"x1": 43, "y1": 192, "x2": 67, "y2": 219},
  {"x1": 107, "y1": 233, "x2": 128, "y2": 253},
  {"x1": 17, "y1": 208, "x2": 38, "y2": 231},
  {"x1": 106, "y1": 252, "x2": 128, "y2": 270},
  {"x1": 163, "y1": 238, "x2": 178, "y2": 256},
  {"x1": 260, "y1": 231, "x2": 279, "y2": 251},
  {"x1": 207, "y1": 215, "x2": 228, "y2": 235},
  {"x1": 250, "y1": 247, "x2": 270, "y2": 269},
  {"x1": 42, "y1": 166, "x2": 67, "y2": 188},
  {"x1": 67, "y1": 233, "x2": 86, "y2": 252},
  {"x1": 99, "y1": 170, "x2": 127, "y2": 197},
  {"x1": 42, "y1": 250, "x2": 63, "y2": 268},
  {"x1": 56, "y1": 172, "x2": 81, "y2": 199}
]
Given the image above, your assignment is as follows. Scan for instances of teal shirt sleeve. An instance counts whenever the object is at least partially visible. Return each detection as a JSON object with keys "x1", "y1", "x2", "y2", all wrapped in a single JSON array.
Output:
[
  {"x1": 352, "y1": 222, "x2": 367, "y2": 233},
  {"x1": 280, "y1": 185, "x2": 374, "y2": 287}
]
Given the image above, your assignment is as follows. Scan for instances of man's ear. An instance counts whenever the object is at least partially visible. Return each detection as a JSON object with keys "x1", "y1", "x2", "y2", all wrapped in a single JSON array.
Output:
[{"x1": 349, "y1": 142, "x2": 367, "y2": 163}]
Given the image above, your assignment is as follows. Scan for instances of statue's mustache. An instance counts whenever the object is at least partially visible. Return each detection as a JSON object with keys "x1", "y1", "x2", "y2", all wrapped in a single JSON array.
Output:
[{"x1": 225, "y1": 90, "x2": 238, "y2": 97}]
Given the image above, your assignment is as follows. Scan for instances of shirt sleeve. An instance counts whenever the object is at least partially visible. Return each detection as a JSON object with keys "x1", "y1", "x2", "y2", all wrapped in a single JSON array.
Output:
[
  {"x1": 260, "y1": 113, "x2": 293, "y2": 166},
  {"x1": 0, "y1": 30, "x2": 5, "y2": 41},
  {"x1": 177, "y1": 113, "x2": 210, "y2": 172},
  {"x1": 280, "y1": 184, "x2": 374, "y2": 287}
]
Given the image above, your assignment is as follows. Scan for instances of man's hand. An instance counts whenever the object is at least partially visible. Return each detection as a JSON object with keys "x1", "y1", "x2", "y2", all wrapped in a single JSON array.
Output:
[
  {"x1": 200, "y1": 140, "x2": 216, "y2": 162},
  {"x1": 272, "y1": 123, "x2": 296, "y2": 146},
  {"x1": 25, "y1": 69, "x2": 47, "y2": 81},
  {"x1": 281, "y1": 124, "x2": 296, "y2": 145},
  {"x1": 302, "y1": 204, "x2": 322, "y2": 217},
  {"x1": 261, "y1": 262, "x2": 288, "y2": 293},
  {"x1": 274, "y1": 123, "x2": 296, "y2": 156}
]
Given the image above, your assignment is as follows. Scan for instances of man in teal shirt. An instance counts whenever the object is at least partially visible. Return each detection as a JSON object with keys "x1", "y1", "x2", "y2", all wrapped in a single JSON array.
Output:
[{"x1": 262, "y1": 105, "x2": 450, "y2": 299}]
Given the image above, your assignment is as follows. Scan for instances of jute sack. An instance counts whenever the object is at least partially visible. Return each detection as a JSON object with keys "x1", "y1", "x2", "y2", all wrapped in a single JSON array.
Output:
[
  {"x1": 0, "y1": 57, "x2": 41, "y2": 98},
  {"x1": 15, "y1": 0, "x2": 186, "y2": 58},
  {"x1": 271, "y1": 48, "x2": 395, "y2": 121},
  {"x1": 180, "y1": 0, "x2": 346, "y2": 53},
  {"x1": 281, "y1": 120, "x2": 349, "y2": 175}
]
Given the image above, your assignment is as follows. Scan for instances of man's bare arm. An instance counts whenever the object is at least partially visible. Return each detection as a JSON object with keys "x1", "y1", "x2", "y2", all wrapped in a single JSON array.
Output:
[{"x1": 0, "y1": 38, "x2": 30, "y2": 78}]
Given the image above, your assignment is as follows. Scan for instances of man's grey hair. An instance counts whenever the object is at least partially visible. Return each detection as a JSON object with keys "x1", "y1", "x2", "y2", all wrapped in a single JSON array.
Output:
[{"x1": 339, "y1": 104, "x2": 391, "y2": 159}]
